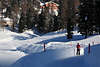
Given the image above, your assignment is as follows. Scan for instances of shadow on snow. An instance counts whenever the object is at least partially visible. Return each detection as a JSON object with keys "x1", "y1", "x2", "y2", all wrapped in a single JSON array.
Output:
[
  {"x1": 12, "y1": 44, "x2": 100, "y2": 67},
  {"x1": 11, "y1": 34, "x2": 37, "y2": 40},
  {"x1": 36, "y1": 35, "x2": 85, "y2": 44}
]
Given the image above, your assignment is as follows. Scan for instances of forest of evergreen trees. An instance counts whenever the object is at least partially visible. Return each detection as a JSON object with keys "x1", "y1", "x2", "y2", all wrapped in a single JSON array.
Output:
[
  {"x1": 0, "y1": 0, "x2": 100, "y2": 39},
  {"x1": 78, "y1": 0, "x2": 100, "y2": 38}
]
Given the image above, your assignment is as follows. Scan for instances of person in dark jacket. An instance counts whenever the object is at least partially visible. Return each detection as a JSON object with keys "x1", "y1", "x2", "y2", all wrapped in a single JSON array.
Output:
[
  {"x1": 76, "y1": 43, "x2": 80, "y2": 55},
  {"x1": 88, "y1": 43, "x2": 90, "y2": 54}
]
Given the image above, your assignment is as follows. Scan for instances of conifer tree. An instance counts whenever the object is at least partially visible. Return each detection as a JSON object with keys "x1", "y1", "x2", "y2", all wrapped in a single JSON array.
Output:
[
  {"x1": 79, "y1": 0, "x2": 100, "y2": 37},
  {"x1": 78, "y1": 0, "x2": 91, "y2": 38}
]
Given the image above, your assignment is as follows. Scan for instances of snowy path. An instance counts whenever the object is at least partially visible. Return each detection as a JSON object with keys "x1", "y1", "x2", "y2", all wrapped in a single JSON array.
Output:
[
  {"x1": 0, "y1": 41, "x2": 25, "y2": 67},
  {"x1": 0, "y1": 41, "x2": 26, "y2": 67},
  {"x1": 12, "y1": 43, "x2": 85, "y2": 67},
  {"x1": 0, "y1": 30, "x2": 100, "y2": 67},
  {"x1": 0, "y1": 31, "x2": 26, "y2": 67}
]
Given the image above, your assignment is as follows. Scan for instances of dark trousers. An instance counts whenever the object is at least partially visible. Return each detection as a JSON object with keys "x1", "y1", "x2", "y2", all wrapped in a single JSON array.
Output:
[{"x1": 76, "y1": 48, "x2": 80, "y2": 55}]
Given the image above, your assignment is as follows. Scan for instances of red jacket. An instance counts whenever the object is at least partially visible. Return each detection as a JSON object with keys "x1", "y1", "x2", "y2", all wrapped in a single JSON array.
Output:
[{"x1": 77, "y1": 44, "x2": 80, "y2": 49}]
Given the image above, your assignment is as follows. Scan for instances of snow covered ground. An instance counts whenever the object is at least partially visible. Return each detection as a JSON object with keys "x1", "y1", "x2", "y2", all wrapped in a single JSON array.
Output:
[{"x1": 0, "y1": 29, "x2": 100, "y2": 67}]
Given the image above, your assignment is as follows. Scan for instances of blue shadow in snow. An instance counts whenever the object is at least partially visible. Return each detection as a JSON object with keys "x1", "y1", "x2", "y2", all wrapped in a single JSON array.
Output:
[
  {"x1": 25, "y1": 33, "x2": 38, "y2": 39},
  {"x1": 42, "y1": 30, "x2": 67, "y2": 36},
  {"x1": 83, "y1": 44, "x2": 100, "y2": 67},
  {"x1": 36, "y1": 35, "x2": 85, "y2": 44},
  {"x1": 12, "y1": 34, "x2": 37, "y2": 40},
  {"x1": 84, "y1": 44, "x2": 100, "y2": 56},
  {"x1": 12, "y1": 36, "x2": 29, "y2": 40},
  {"x1": 11, "y1": 49, "x2": 85, "y2": 67},
  {"x1": 36, "y1": 36, "x2": 67, "y2": 44},
  {"x1": 12, "y1": 44, "x2": 100, "y2": 67}
]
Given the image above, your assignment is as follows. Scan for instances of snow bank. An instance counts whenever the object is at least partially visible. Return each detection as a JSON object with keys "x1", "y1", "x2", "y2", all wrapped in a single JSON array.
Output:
[
  {"x1": 84, "y1": 44, "x2": 100, "y2": 67},
  {"x1": 0, "y1": 29, "x2": 100, "y2": 67},
  {"x1": 12, "y1": 47, "x2": 76, "y2": 67}
]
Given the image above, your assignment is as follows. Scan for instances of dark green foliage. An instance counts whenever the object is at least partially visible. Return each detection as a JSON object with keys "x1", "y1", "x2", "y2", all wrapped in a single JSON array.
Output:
[
  {"x1": 26, "y1": 8, "x2": 34, "y2": 29},
  {"x1": 67, "y1": 18, "x2": 73, "y2": 39},
  {"x1": 78, "y1": 0, "x2": 89, "y2": 38},
  {"x1": 18, "y1": 13, "x2": 27, "y2": 33},
  {"x1": 78, "y1": 0, "x2": 100, "y2": 38},
  {"x1": 95, "y1": 1, "x2": 100, "y2": 34},
  {"x1": 37, "y1": 12, "x2": 46, "y2": 33},
  {"x1": 0, "y1": 0, "x2": 75, "y2": 36},
  {"x1": 36, "y1": 2, "x2": 63, "y2": 34}
]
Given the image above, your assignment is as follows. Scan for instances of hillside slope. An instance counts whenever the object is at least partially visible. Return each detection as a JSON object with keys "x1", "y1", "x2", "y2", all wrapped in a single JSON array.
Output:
[{"x1": 0, "y1": 29, "x2": 100, "y2": 67}]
